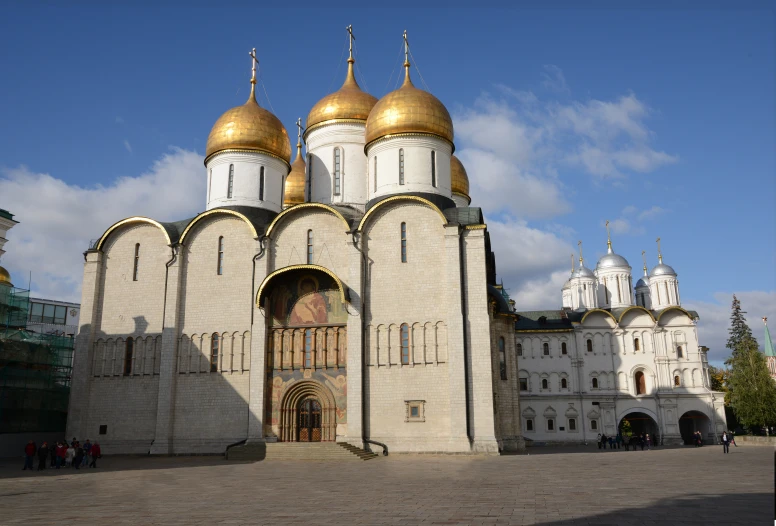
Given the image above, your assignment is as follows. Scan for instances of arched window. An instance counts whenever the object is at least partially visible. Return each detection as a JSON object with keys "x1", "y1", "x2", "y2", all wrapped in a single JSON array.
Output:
[
  {"x1": 208, "y1": 169, "x2": 212, "y2": 201},
  {"x1": 543, "y1": 342, "x2": 549, "y2": 356},
  {"x1": 132, "y1": 243, "x2": 140, "y2": 281},
  {"x1": 674, "y1": 375, "x2": 680, "y2": 386},
  {"x1": 124, "y1": 337, "x2": 134, "y2": 376},
  {"x1": 307, "y1": 230, "x2": 313, "y2": 264},
  {"x1": 516, "y1": 343, "x2": 523, "y2": 357},
  {"x1": 634, "y1": 337, "x2": 640, "y2": 351},
  {"x1": 664, "y1": 282, "x2": 670, "y2": 304},
  {"x1": 400, "y1": 222, "x2": 407, "y2": 263},
  {"x1": 304, "y1": 329, "x2": 313, "y2": 368},
  {"x1": 498, "y1": 337, "x2": 507, "y2": 380},
  {"x1": 217, "y1": 236, "x2": 224, "y2": 275},
  {"x1": 430, "y1": 151, "x2": 436, "y2": 187},
  {"x1": 400, "y1": 324, "x2": 410, "y2": 365},
  {"x1": 333, "y1": 148, "x2": 341, "y2": 195},
  {"x1": 603, "y1": 277, "x2": 610, "y2": 304},
  {"x1": 373, "y1": 156, "x2": 377, "y2": 191},
  {"x1": 561, "y1": 378, "x2": 568, "y2": 389},
  {"x1": 541, "y1": 378, "x2": 548, "y2": 389},
  {"x1": 211, "y1": 333, "x2": 219, "y2": 372},
  {"x1": 617, "y1": 277, "x2": 622, "y2": 303},
  {"x1": 526, "y1": 419, "x2": 533, "y2": 431},
  {"x1": 227, "y1": 164, "x2": 234, "y2": 198},
  {"x1": 592, "y1": 377, "x2": 599, "y2": 389},
  {"x1": 307, "y1": 155, "x2": 313, "y2": 200},
  {"x1": 259, "y1": 166, "x2": 265, "y2": 200},
  {"x1": 399, "y1": 148, "x2": 405, "y2": 185},
  {"x1": 677, "y1": 345, "x2": 683, "y2": 358},
  {"x1": 586, "y1": 339, "x2": 593, "y2": 353},
  {"x1": 561, "y1": 342, "x2": 567, "y2": 355},
  {"x1": 635, "y1": 371, "x2": 646, "y2": 395}
]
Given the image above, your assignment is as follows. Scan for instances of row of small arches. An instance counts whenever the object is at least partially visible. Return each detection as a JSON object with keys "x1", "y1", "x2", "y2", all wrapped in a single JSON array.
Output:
[
  {"x1": 92, "y1": 336, "x2": 161, "y2": 377},
  {"x1": 178, "y1": 332, "x2": 251, "y2": 374},
  {"x1": 368, "y1": 322, "x2": 448, "y2": 367}
]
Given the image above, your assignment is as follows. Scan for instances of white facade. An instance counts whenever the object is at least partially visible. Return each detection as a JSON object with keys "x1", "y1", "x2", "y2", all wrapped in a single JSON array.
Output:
[
  {"x1": 305, "y1": 123, "x2": 369, "y2": 209},
  {"x1": 206, "y1": 151, "x2": 288, "y2": 213}
]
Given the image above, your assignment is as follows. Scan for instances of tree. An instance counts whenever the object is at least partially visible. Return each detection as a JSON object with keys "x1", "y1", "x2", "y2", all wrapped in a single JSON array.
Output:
[
  {"x1": 708, "y1": 365, "x2": 730, "y2": 405},
  {"x1": 726, "y1": 294, "x2": 755, "y2": 362},
  {"x1": 727, "y1": 338, "x2": 776, "y2": 430}
]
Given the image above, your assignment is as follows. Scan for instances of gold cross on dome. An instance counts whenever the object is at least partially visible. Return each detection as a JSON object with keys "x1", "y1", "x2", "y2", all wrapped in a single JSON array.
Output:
[
  {"x1": 403, "y1": 30, "x2": 409, "y2": 63},
  {"x1": 346, "y1": 25, "x2": 355, "y2": 60},
  {"x1": 249, "y1": 48, "x2": 259, "y2": 83},
  {"x1": 296, "y1": 118, "x2": 302, "y2": 142}
]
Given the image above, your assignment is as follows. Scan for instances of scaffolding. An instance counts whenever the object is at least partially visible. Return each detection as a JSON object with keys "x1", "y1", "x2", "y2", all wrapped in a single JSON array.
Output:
[{"x1": 0, "y1": 286, "x2": 74, "y2": 434}]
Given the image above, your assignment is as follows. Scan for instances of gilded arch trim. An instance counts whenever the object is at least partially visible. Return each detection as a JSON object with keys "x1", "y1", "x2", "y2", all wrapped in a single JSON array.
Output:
[
  {"x1": 179, "y1": 209, "x2": 258, "y2": 244},
  {"x1": 278, "y1": 379, "x2": 338, "y2": 442},
  {"x1": 265, "y1": 203, "x2": 350, "y2": 237},
  {"x1": 617, "y1": 306, "x2": 656, "y2": 324},
  {"x1": 580, "y1": 308, "x2": 618, "y2": 324},
  {"x1": 656, "y1": 306, "x2": 696, "y2": 323},
  {"x1": 357, "y1": 195, "x2": 447, "y2": 232},
  {"x1": 256, "y1": 264, "x2": 349, "y2": 307},
  {"x1": 96, "y1": 217, "x2": 172, "y2": 251}
]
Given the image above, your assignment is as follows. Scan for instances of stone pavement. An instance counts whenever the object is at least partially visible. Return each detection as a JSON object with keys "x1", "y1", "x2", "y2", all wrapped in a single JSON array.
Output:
[{"x1": 0, "y1": 445, "x2": 772, "y2": 525}]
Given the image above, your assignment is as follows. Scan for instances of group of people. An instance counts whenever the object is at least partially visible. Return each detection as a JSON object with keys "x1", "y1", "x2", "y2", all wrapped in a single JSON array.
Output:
[
  {"x1": 22, "y1": 438, "x2": 101, "y2": 471},
  {"x1": 597, "y1": 432, "x2": 654, "y2": 451}
]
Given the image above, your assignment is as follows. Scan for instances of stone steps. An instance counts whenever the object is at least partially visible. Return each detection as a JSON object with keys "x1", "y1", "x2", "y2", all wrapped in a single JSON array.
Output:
[{"x1": 226, "y1": 441, "x2": 380, "y2": 461}]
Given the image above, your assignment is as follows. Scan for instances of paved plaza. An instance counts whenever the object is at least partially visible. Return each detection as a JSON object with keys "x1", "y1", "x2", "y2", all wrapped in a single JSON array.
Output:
[{"x1": 0, "y1": 445, "x2": 772, "y2": 525}]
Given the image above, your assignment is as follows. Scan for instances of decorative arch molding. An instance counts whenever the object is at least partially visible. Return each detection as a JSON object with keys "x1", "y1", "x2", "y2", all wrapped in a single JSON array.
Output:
[
  {"x1": 619, "y1": 406, "x2": 659, "y2": 423},
  {"x1": 179, "y1": 209, "x2": 258, "y2": 244},
  {"x1": 278, "y1": 379, "x2": 337, "y2": 442},
  {"x1": 580, "y1": 309, "x2": 618, "y2": 324},
  {"x1": 617, "y1": 306, "x2": 656, "y2": 324},
  {"x1": 522, "y1": 406, "x2": 536, "y2": 418},
  {"x1": 656, "y1": 306, "x2": 696, "y2": 324},
  {"x1": 265, "y1": 203, "x2": 350, "y2": 237},
  {"x1": 629, "y1": 363, "x2": 656, "y2": 378},
  {"x1": 357, "y1": 195, "x2": 447, "y2": 232},
  {"x1": 96, "y1": 217, "x2": 172, "y2": 251},
  {"x1": 678, "y1": 408, "x2": 713, "y2": 421},
  {"x1": 256, "y1": 264, "x2": 349, "y2": 307}
]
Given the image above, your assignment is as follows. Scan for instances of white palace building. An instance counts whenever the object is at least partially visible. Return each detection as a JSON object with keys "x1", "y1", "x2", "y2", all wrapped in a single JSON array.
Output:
[{"x1": 66, "y1": 29, "x2": 724, "y2": 457}]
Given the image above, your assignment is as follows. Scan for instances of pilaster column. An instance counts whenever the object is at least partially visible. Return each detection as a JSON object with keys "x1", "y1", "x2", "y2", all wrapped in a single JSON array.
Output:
[
  {"x1": 345, "y1": 237, "x2": 363, "y2": 444},
  {"x1": 247, "y1": 241, "x2": 270, "y2": 441},
  {"x1": 150, "y1": 245, "x2": 184, "y2": 454},
  {"x1": 66, "y1": 250, "x2": 103, "y2": 440}
]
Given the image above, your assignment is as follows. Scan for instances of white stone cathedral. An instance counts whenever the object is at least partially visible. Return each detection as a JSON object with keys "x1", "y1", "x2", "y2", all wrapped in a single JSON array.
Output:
[
  {"x1": 66, "y1": 33, "x2": 522, "y2": 456},
  {"x1": 516, "y1": 236, "x2": 727, "y2": 445}
]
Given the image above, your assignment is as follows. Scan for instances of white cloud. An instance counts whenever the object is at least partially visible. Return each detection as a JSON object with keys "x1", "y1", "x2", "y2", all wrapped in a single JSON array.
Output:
[
  {"x1": 684, "y1": 291, "x2": 776, "y2": 366},
  {"x1": 123, "y1": 140, "x2": 132, "y2": 153},
  {"x1": 0, "y1": 148, "x2": 204, "y2": 302},
  {"x1": 540, "y1": 64, "x2": 569, "y2": 94},
  {"x1": 638, "y1": 205, "x2": 666, "y2": 221}
]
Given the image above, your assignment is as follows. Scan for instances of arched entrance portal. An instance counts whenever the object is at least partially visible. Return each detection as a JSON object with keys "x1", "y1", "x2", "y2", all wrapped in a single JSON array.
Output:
[
  {"x1": 619, "y1": 412, "x2": 659, "y2": 443},
  {"x1": 279, "y1": 379, "x2": 337, "y2": 442},
  {"x1": 679, "y1": 411, "x2": 712, "y2": 445}
]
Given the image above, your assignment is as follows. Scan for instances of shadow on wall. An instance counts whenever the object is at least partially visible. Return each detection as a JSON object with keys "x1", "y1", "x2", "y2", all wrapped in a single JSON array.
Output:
[{"x1": 532, "y1": 492, "x2": 771, "y2": 525}]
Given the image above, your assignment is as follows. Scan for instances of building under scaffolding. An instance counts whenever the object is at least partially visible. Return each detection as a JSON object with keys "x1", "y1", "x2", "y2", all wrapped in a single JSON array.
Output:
[{"x1": 1, "y1": 285, "x2": 74, "y2": 435}]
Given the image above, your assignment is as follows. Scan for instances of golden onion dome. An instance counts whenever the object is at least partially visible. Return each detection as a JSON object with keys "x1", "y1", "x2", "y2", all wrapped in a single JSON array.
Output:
[
  {"x1": 450, "y1": 155, "x2": 470, "y2": 201},
  {"x1": 365, "y1": 62, "x2": 454, "y2": 149},
  {"x1": 0, "y1": 265, "x2": 12, "y2": 287},
  {"x1": 205, "y1": 82, "x2": 292, "y2": 165},
  {"x1": 284, "y1": 142, "x2": 306, "y2": 207},
  {"x1": 306, "y1": 58, "x2": 378, "y2": 135}
]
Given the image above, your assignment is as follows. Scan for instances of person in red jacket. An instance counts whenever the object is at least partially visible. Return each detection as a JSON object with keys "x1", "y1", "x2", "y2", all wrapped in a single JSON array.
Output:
[
  {"x1": 55, "y1": 442, "x2": 67, "y2": 469},
  {"x1": 23, "y1": 440, "x2": 35, "y2": 471},
  {"x1": 89, "y1": 442, "x2": 101, "y2": 468}
]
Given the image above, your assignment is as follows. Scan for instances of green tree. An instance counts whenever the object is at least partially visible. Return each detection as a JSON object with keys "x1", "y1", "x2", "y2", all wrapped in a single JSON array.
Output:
[
  {"x1": 708, "y1": 365, "x2": 730, "y2": 405},
  {"x1": 726, "y1": 294, "x2": 755, "y2": 362},
  {"x1": 728, "y1": 339, "x2": 776, "y2": 430}
]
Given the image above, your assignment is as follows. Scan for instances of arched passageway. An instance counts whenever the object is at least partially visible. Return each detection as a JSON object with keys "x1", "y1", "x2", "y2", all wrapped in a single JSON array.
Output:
[
  {"x1": 619, "y1": 412, "x2": 660, "y2": 444},
  {"x1": 278, "y1": 379, "x2": 337, "y2": 442},
  {"x1": 679, "y1": 411, "x2": 712, "y2": 445}
]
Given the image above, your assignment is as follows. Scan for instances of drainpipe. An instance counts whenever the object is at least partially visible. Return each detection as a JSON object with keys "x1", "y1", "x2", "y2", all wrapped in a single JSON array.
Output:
[
  {"x1": 458, "y1": 226, "x2": 473, "y2": 443},
  {"x1": 161, "y1": 244, "x2": 179, "y2": 330},
  {"x1": 251, "y1": 236, "x2": 268, "y2": 326},
  {"x1": 575, "y1": 335, "x2": 587, "y2": 445}
]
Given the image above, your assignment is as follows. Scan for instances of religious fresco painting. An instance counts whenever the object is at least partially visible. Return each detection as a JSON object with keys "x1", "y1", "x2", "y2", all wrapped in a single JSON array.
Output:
[{"x1": 270, "y1": 273, "x2": 348, "y2": 327}]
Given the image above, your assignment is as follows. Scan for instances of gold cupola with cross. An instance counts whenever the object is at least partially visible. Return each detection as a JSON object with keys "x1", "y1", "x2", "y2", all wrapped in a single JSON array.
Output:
[
  {"x1": 306, "y1": 25, "x2": 378, "y2": 136},
  {"x1": 284, "y1": 118, "x2": 307, "y2": 207},
  {"x1": 205, "y1": 48, "x2": 291, "y2": 164}
]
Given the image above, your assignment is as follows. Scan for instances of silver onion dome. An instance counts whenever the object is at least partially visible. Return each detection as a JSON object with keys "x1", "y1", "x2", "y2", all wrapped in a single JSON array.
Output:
[
  {"x1": 635, "y1": 276, "x2": 650, "y2": 289},
  {"x1": 650, "y1": 263, "x2": 677, "y2": 277},
  {"x1": 596, "y1": 250, "x2": 630, "y2": 270}
]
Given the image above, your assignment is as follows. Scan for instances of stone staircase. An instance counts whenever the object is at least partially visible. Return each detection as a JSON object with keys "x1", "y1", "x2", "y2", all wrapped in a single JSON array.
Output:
[{"x1": 226, "y1": 441, "x2": 379, "y2": 461}]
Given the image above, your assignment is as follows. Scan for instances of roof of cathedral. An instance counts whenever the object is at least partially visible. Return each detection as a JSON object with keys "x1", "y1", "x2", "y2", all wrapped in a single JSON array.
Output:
[
  {"x1": 365, "y1": 192, "x2": 457, "y2": 218},
  {"x1": 0, "y1": 265, "x2": 12, "y2": 287},
  {"x1": 515, "y1": 307, "x2": 699, "y2": 331},
  {"x1": 487, "y1": 284, "x2": 513, "y2": 316},
  {"x1": 284, "y1": 134, "x2": 306, "y2": 207},
  {"x1": 650, "y1": 263, "x2": 677, "y2": 277},
  {"x1": 306, "y1": 58, "x2": 378, "y2": 135},
  {"x1": 450, "y1": 155, "x2": 470, "y2": 201}
]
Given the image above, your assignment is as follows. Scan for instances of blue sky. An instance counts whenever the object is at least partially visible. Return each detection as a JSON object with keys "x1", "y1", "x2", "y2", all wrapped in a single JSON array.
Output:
[{"x1": 0, "y1": 3, "x2": 774, "y2": 362}]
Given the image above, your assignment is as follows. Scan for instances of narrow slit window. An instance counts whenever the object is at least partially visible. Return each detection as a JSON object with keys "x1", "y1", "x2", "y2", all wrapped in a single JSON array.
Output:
[
  {"x1": 259, "y1": 166, "x2": 265, "y2": 200},
  {"x1": 217, "y1": 236, "x2": 224, "y2": 275},
  {"x1": 334, "y1": 148, "x2": 341, "y2": 195},
  {"x1": 132, "y1": 243, "x2": 140, "y2": 281},
  {"x1": 617, "y1": 278, "x2": 622, "y2": 302},
  {"x1": 431, "y1": 151, "x2": 436, "y2": 187},
  {"x1": 400, "y1": 222, "x2": 407, "y2": 263},
  {"x1": 307, "y1": 230, "x2": 313, "y2": 264},
  {"x1": 526, "y1": 418, "x2": 533, "y2": 431},
  {"x1": 519, "y1": 378, "x2": 528, "y2": 391},
  {"x1": 569, "y1": 418, "x2": 576, "y2": 431},
  {"x1": 400, "y1": 324, "x2": 410, "y2": 365},
  {"x1": 304, "y1": 329, "x2": 312, "y2": 368},
  {"x1": 561, "y1": 342, "x2": 567, "y2": 355},
  {"x1": 674, "y1": 375, "x2": 680, "y2": 386},
  {"x1": 517, "y1": 343, "x2": 523, "y2": 356},
  {"x1": 543, "y1": 342, "x2": 549, "y2": 356},
  {"x1": 399, "y1": 149, "x2": 405, "y2": 185},
  {"x1": 227, "y1": 164, "x2": 234, "y2": 198},
  {"x1": 677, "y1": 345, "x2": 683, "y2": 358},
  {"x1": 541, "y1": 378, "x2": 548, "y2": 389},
  {"x1": 307, "y1": 154, "x2": 313, "y2": 201},
  {"x1": 499, "y1": 337, "x2": 507, "y2": 380},
  {"x1": 634, "y1": 338, "x2": 641, "y2": 351},
  {"x1": 373, "y1": 156, "x2": 377, "y2": 191},
  {"x1": 124, "y1": 337, "x2": 133, "y2": 376},
  {"x1": 561, "y1": 378, "x2": 568, "y2": 389},
  {"x1": 211, "y1": 333, "x2": 219, "y2": 372},
  {"x1": 586, "y1": 339, "x2": 593, "y2": 352},
  {"x1": 592, "y1": 377, "x2": 598, "y2": 389}
]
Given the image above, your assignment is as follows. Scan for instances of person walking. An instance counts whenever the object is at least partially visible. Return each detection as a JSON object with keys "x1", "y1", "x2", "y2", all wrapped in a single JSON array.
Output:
[
  {"x1": 82, "y1": 440, "x2": 92, "y2": 468},
  {"x1": 721, "y1": 431, "x2": 730, "y2": 453},
  {"x1": 601, "y1": 433, "x2": 607, "y2": 449},
  {"x1": 23, "y1": 440, "x2": 35, "y2": 471},
  {"x1": 608, "y1": 436, "x2": 614, "y2": 450},
  {"x1": 729, "y1": 431, "x2": 737, "y2": 447},
  {"x1": 65, "y1": 443, "x2": 75, "y2": 467},
  {"x1": 639, "y1": 434, "x2": 645, "y2": 451},
  {"x1": 597, "y1": 433, "x2": 602, "y2": 449},
  {"x1": 55, "y1": 442, "x2": 66, "y2": 469},
  {"x1": 37, "y1": 442, "x2": 49, "y2": 471},
  {"x1": 73, "y1": 442, "x2": 84, "y2": 470},
  {"x1": 645, "y1": 434, "x2": 651, "y2": 450},
  {"x1": 89, "y1": 442, "x2": 101, "y2": 468}
]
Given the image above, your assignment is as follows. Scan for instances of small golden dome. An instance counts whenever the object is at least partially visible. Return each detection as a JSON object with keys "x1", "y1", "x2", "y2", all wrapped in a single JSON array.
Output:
[
  {"x1": 365, "y1": 63, "x2": 454, "y2": 149},
  {"x1": 284, "y1": 143, "x2": 306, "y2": 207},
  {"x1": 450, "y1": 155, "x2": 470, "y2": 201},
  {"x1": 205, "y1": 84, "x2": 292, "y2": 164},
  {"x1": 306, "y1": 59, "x2": 378, "y2": 134},
  {"x1": 0, "y1": 265, "x2": 12, "y2": 287}
]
